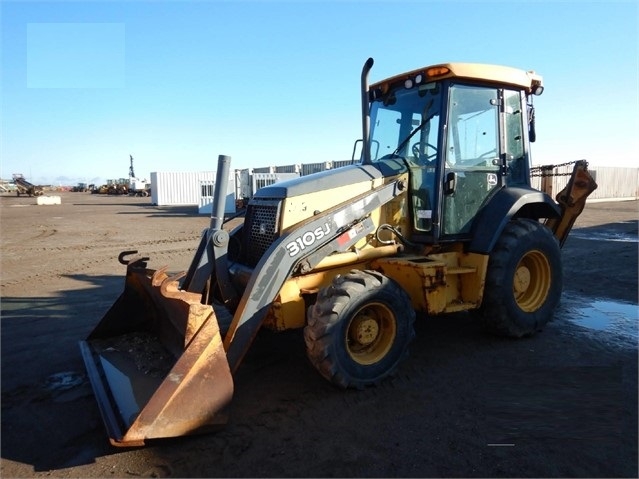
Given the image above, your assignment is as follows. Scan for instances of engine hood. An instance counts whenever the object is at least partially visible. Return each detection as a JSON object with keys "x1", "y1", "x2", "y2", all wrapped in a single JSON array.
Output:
[{"x1": 253, "y1": 159, "x2": 407, "y2": 199}]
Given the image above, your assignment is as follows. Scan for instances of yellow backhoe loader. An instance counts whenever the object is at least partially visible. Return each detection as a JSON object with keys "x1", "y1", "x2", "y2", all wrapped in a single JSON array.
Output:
[{"x1": 80, "y1": 59, "x2": 597, "y2": 446}]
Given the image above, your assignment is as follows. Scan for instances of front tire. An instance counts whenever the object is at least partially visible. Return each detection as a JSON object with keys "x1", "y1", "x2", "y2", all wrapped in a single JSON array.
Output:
[
  {"x1": 480, "y1": 219, "x2": 562, "y2": 337},
  {"x1": 304, "y1": 270, "x2": 415, "y2": 389}
]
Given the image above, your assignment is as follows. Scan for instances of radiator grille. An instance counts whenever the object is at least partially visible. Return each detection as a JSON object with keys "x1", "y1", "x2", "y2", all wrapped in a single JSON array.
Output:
[{"x1": 244, "y1": 199, "x2": 281, "y2": 267}]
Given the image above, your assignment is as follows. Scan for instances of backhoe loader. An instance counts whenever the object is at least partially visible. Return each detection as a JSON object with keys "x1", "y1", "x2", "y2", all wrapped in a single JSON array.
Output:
[{"x1": 80, "y1": 58, "x2": 597, "y2": 446}]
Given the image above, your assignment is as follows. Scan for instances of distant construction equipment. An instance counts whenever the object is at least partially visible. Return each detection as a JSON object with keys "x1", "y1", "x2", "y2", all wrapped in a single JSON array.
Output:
[
  {"x1": 12, "y1": 174, "x2": 43, "y2": 197},
  {"x1": 128, "y1": 155, "x2": 151, "y2": 196},
  {"x1": 71, "y1": 183, "x2": 89, "y2": 192}
]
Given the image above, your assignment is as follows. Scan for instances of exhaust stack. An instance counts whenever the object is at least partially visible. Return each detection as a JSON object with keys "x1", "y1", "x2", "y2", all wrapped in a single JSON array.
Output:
[{"x1": 361, "y1": 57, "x2": 374, "y2": 165}]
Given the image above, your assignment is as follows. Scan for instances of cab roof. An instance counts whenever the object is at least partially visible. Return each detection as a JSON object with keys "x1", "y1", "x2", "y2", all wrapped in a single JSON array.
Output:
[{"x1": 371, "y1": 62, "x2": 543, "y2": 94}]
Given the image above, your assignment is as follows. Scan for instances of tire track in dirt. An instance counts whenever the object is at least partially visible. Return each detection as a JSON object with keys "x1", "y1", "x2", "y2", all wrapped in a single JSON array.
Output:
[
  {"x1": 5, "y1": 234, "x2": 202, "y2": 255},
  {"x1": 33, "y1": 228, "x2": 58, "y2": 239},
  {"x1": 0, "y1": 245, "x2": 199, "y2": 292},
  {"x1": 1, "y1": 233, "x2": 202, "y2": 287}
]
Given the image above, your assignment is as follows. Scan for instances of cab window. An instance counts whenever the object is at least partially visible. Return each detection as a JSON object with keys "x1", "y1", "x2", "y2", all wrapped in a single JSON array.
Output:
[
  {"x1": 446, "y1": 85, "x2": 499, "y2": 166},
  {"x1": 504, "y1": 89, "x2": 526, "y2": 184}
]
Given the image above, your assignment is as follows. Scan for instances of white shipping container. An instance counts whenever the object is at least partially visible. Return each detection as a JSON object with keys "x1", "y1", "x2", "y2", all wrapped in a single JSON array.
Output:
[
  {"x1": 150, "y1": 171, "x2": 216, "y2": 206},
  {"x1": 301, "y1": 162, "x2": 331, "y2": 176},
  {"x1": 235, "y1": 169, "x2": 251, "y2": 201},
  {"x1": 252, "y1": 166, "x2": 275, "y2": 174},
  {"x1": 198, "y1": 173, "x2": 237, "y2": 215},
  {"x1": 333, "y1": 159, "x2": 357, "y2": 168},
  {"x1": 274, "y1": 164, "x2": 300, "y2": 174},
  {"x1": 252, "y1": 172, "x2": 299, "y2": 194}
]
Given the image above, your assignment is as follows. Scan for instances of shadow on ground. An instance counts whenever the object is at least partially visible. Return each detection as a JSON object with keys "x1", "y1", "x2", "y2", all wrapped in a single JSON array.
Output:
[{"x1": 1, "y1": 274, "x2": 126, "y2": 470}]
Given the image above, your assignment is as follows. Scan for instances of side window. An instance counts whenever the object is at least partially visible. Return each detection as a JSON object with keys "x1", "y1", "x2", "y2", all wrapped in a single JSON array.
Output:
[
  {"x1": 504, "y1": 89, "x2": 526, "y2": 184},
  {"x1": 446, "y1": 85, "x2": 498, "y2": 166}
]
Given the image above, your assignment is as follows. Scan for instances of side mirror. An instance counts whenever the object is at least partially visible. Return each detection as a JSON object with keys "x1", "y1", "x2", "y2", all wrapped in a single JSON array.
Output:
[
  {"x1": 351, "y1": 139, "x2": 380, "y2": 162},
  {"x1": 528, "y1": 105, "x2": 537, "y2": 143},
  {"x1": 444, "y1": 171, "x2": 457, "y2": 195},
  {"x1": 351, "y1": 139, "x2": 363, "y2": 162}
]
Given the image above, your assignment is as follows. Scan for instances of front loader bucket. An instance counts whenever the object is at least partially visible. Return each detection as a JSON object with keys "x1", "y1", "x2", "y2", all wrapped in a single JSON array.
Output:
[{"x1": 79, "y1": 253, "x2": 234, "y2": 447}]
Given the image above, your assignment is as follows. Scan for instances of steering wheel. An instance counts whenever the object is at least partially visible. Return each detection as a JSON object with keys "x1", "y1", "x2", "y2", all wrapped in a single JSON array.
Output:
[
  {"x1": 411, "y1": 142, "x2": 438, "y2": 164},
  {"x1": 478, "y1": 148, "x2": 498, "y2": 159},
  {"x1": 473, "y1": 148, "x2": 499, "y2": 166}
]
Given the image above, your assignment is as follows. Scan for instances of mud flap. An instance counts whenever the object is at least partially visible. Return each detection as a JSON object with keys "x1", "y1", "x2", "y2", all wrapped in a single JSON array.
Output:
[{"x1": 79, "y1": 258, "x2": 233, "y2": 447}]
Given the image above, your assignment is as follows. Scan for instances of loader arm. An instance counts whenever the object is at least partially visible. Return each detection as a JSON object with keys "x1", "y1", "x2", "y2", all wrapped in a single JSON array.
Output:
[
  {"x1": 181, "y1": 155, "x2": 239, "y2": 308},
  {"x1": 545, "y1": 160, "x2": 598, "y2": 247},
  {"x1": 223, "y1": 178, "x2": 406, "y2": 372}
]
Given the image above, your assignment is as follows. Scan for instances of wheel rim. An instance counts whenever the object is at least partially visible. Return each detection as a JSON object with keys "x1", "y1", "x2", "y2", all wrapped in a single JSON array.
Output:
[
  {"x1": 345, "y1": 302, "x2": 397, "y2": 366},
  {"x1": 513, "y1": 249, "x2": 551, "y2": 312}
]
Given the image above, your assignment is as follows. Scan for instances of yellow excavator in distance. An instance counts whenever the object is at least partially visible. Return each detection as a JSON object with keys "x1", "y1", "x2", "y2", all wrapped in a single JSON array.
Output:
[{"x1": 80, "y1": 58, "x2": 597, "y2": 446}]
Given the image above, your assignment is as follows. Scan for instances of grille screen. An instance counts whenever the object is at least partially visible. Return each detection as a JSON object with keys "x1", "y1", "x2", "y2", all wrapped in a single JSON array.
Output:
[{"x1": 244, "y1": 199, "x2": 281, "y2": 267}]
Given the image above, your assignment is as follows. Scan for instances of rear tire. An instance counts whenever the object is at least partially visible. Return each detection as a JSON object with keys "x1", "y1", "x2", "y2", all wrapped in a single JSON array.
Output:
[
  {"x1": 480, "y1": 219, "x2": 562, "y2": 337},
  {"x1": 304, "y1": 270, "x2": 415, "y2": 389}
]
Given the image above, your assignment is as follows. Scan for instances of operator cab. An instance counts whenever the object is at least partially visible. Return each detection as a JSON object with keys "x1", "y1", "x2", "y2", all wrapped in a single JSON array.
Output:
[{"x1": 366, "y1": 63, "x2": 541, "y2": 243}]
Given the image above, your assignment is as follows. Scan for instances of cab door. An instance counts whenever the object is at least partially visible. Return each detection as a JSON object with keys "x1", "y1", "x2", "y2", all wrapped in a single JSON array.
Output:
[{"x1": 441, "y1": 84, "x2": 501, "y2": 236}]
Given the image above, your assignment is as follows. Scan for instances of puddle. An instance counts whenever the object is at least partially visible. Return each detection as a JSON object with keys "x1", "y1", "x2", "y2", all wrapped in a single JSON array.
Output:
[
  {"x1": 561, "y1": 295, "x2": 638, "y2": 342},
  {"x1": 569, "y1": 230, "x2": 638, "y2": 243},
  {"x1": 44, "y1": 371, "x2": 85, "y2": 391}
]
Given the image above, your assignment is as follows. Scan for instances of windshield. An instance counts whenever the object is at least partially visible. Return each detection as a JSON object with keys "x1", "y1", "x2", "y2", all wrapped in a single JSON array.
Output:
[{"x1": 369, "y1": 82, "x2": 441, "y2": 165}]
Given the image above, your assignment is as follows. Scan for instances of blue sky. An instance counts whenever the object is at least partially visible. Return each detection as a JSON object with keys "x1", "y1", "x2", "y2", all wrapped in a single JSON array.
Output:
[{"x1": 1, "y1": 0, "x2": 637, "y2": 186}]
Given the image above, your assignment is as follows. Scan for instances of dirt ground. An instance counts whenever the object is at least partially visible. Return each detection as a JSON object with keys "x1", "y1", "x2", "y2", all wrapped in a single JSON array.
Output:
[{"x1": 1, "y1": 192, "x2": 637, "y2": 478}]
